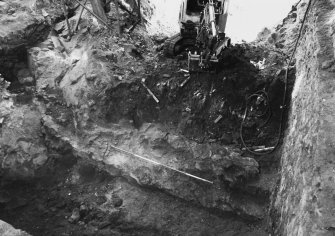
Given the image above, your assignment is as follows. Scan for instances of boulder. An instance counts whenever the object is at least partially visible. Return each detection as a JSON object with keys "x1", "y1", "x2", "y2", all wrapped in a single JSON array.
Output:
[{"x1": 0, "y1": 220, "x2": 31, "y2": 236}]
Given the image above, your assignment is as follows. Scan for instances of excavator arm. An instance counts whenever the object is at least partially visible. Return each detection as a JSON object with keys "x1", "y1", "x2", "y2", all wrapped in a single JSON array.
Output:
[
  {"x1": 164, "y1": 0, "x2": 230, "y2": 72},
  {"x1": 188, "y1": 0, "x2": 230, "y2": 72}
]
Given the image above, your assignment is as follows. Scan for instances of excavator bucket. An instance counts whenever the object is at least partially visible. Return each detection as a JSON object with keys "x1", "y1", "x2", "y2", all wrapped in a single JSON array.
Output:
[
  {"x1": 187, "y1": 52, "x2": 202, "y2": 73},
  {"x1": 187, "y1": 52, "x2": 218, "y2": 73},
  {"x1": 187, "y1": 37, "x2": 230, "y2": 73},
  {"x1": 165, "y1": 0, "x2": 231, "y2": 73}
]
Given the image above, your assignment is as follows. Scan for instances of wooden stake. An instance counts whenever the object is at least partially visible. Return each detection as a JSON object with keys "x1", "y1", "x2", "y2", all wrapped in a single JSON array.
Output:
[
  {"x1": 50, "y1": 30, "x2": 65, "y2": 53},
  {"x1": 117, "y1": 0, "x2": 134, "y2": 17},
  {"x1": 125, "y1": 18, "x2": 140, "y2": 33},
  {"x1": 180, "y1": 76, "x2": 191, "y2": 88},
  {"x1": 74, "y1": 0, "x2": 88, "y2": 32},
  {"x1": 61, "y1": 0, "x2": 72, "y2": 38},
  {"x1": 114, "y1": 0, "x2": 121, "y2": 35},
  {"x1": 74, "y1": 0, "x2": 113, "y2": 31},
  {"x1": 89, "y1": 0, "x2": 108, "y2": 25},
  {"x1": 137, "y1": 0, "x2": 141, "y2": 22}
]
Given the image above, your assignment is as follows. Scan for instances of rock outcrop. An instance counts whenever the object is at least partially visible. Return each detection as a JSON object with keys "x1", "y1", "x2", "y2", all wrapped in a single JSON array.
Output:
[
  {"x1": 0, "y1": 0, "x2": 59, "y2": 61},
  {"x1": 0, "y1": 75, "x2": 47, "y2": 179},
  {"x1": 42, "y1": 115, "x2": 262, "y2": 219},
  {"x1": 0, "y1": 220, "x2": 31, "y2": 236}
]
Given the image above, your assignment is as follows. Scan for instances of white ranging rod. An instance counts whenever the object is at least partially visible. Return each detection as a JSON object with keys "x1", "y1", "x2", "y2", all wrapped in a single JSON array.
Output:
[{"x1": 109, "y1": 144, "x2": 214, "y2": 185}]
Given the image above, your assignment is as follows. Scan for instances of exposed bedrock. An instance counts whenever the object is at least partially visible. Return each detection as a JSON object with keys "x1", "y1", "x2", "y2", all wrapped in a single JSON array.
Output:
[{"x1": 42, "y1": 115, "x2": 264, "y2": 220}]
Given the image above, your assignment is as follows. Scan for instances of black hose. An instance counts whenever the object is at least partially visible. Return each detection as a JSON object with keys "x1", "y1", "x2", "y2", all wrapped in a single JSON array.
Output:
[
  {"x1": 240, "y1": 0, "x2": 314, "y2": 156},
  {"x1": 240, "y1": 90, "x2": 272, "y2": 155}
]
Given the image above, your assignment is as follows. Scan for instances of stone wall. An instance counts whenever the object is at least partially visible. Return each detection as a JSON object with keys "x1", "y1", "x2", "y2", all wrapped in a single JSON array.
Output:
[{"x1": 275, "y1": 0, "x2": 335, "y2": 235}]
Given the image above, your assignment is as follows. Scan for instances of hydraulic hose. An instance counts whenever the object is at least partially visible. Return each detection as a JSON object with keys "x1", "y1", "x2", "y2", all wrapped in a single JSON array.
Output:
[{"x1": 240, "y1": 0, "x2": 314, "y2": 156}]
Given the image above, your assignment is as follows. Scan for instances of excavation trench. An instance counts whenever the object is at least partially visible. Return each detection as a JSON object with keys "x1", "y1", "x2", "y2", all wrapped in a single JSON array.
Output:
[
  {"x1": 0, "y1": 1, "x2": 300, "y2": 235},
  {"x1": 0, "y1": 44, "x2": 293, "y2": 236}
]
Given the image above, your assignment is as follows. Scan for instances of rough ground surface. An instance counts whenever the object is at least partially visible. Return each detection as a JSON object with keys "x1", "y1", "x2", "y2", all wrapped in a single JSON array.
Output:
[{"x1": 0, "y1": 0, "x2": 308, "y2": 235}]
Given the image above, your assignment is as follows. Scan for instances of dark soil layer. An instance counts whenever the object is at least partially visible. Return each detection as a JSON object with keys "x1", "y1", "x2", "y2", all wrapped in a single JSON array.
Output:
[
  {"x1": 102, "y1": 43, "x2": 295, "y2": 149},
  {"x1": 0, "y1": 155, "x2": 267, "y2": 236},
  {"x1": 0, "y1": 155, "x2": 158, "y2": 236}
]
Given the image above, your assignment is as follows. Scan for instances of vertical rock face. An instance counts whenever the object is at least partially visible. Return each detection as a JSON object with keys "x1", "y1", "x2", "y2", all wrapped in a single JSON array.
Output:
[
  {"x1": 0, "y1": 102, "x2": 48, "y2": 179},
  {"x1": 275, "y1": 0, "x2": 335, "y2": 235},
  {"x1": 0, "y1": 76, "x2": 47, "y2": 179}
]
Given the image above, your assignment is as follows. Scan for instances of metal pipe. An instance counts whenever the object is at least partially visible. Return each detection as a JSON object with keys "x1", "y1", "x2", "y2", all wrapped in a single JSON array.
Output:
[
  {"x1": 114, "y1": 0, "x2": 121, "y2": 35},
  {"x1": 109, "y1": 144, "x2": 214, "y2": 184}
]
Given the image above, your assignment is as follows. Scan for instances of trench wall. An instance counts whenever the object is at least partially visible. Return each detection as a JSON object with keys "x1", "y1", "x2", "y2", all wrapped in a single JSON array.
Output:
[{"x1": 275, "y1": 0, "x2": 335, "y2": 235}]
